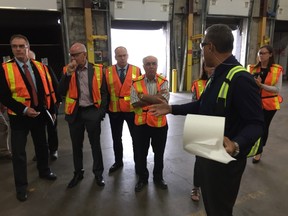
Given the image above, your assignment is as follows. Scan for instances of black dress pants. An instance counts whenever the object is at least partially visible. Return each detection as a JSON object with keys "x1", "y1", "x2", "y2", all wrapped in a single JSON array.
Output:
[
  {"x1": 135, "y1": 124, "x2": 168, "y2": 182},
  {"x1": 198, "y1": 157, "x2": 247, "y2": 216},
  {"x1": 68, "y1": 106, "x2": 104, "y2": 177},
  {"x1": 257, "y1": 109, "x2": 277, "y2": 154},
  {"x1": 46, "y1": 115, "x2": 58, "y2": 152},
  {"x1": 108, "y1": 111, "x2": 136, "y2": 165},
  {"x1": 10, "y1": 113, "x2": 50, "y2": 193}
]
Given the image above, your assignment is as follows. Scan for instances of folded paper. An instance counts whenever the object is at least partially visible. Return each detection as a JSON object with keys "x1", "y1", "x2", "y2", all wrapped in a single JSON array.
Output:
[{"x1": 183, "y1": 114, "x2": 236, "y2": 164}]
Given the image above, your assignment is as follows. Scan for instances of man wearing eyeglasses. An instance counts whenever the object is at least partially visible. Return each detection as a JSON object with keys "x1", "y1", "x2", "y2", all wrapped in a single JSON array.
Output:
[
  {"x1": 149, "y1": 24, "x2": 264, "y2": 215},
  {"x1": 105, "y1": 46, "x2": 141, "y2": 174},
  {"x1": 0, "y1": 34, "x2": 57, "y2": 202},
  {"x1": 59, "y1": 42, "x2": 108, "y2": 189},
  {"x1": 130, "y1": 55, "x2": 169, "y2": 192}
]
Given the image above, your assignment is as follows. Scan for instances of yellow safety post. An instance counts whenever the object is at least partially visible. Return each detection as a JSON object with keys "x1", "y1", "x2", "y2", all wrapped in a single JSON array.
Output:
[
  {"x1": 258, "y1": 0, "x2": 268, "y2": 47},
  {"x1": 186, "y1": 0, "x2": 193, "y2": 91},
  {"x1": 172, "y1": 69, "x2": 177, "y2": 93}
]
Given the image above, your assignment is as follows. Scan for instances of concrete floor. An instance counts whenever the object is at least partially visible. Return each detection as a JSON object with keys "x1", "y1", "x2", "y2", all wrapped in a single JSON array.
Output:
[{"x1": 1, "y1": 81, "x2": 288, "y2": 216}]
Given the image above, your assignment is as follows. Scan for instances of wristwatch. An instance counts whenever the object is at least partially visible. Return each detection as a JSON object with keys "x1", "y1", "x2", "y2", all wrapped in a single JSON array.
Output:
[{"x1": 233, "y1": 142, "x2": 240, "y2": 156}]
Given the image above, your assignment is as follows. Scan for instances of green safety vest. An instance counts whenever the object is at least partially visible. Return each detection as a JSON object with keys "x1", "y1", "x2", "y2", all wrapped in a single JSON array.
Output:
[{"x1": 206, "y1": 65, "x2": 261, "y2": 157}]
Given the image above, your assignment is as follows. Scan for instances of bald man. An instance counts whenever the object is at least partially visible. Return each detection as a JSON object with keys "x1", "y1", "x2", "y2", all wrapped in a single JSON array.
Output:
[{"x1": 59, "y1": 42, "x2": 108, "y2": 188}]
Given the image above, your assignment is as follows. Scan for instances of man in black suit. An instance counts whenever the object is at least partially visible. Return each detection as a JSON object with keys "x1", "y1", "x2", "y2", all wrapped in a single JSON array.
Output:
[
  {"x1": 59, "y1": 42, "x2": 108, "y2": 188},
  {"x1": 0, "y1": 34, "x2": 57, "y2": 202},
  {"x1": 29, "y1": 50, "x2": 61, "y2": 161}
]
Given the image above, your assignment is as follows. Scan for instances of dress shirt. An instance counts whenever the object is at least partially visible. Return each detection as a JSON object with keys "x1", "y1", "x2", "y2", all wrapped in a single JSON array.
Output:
[
  {"x1": 77, "y1": 61, "x2": 93, "y2": 107},
  {"x1": 15, "y1": 58, "x2": 37, "y2": 91}
]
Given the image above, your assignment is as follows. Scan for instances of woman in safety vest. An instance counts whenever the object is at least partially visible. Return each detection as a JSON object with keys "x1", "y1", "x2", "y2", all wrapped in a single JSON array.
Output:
[
  {"x1": 190, "y1": 62, "x2": 214, "y2": 201},
  {"x1": 247, "y1": 45, "x2": 283, "y2": 163}
]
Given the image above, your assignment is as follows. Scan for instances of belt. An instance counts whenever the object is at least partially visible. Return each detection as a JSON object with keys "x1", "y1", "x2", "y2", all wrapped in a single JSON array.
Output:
[{"x1": 79, "y1": 105, "x2": 94, "y2": 110}]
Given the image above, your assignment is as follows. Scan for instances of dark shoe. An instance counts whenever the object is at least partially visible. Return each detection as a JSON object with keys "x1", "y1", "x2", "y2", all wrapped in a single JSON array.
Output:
[
  {"x1": 109, "y1": 163, "x2": 123, "y2": 173},
  {"x1": 32, "y1": 155, "x2": 37, "y2": 161},
  {"x1": 135, "y1": 180, "x2": 148, "y2": 192},
  {"x1": 16, "y1": 191, "x2": 27, "y2": 202},
  {"x1": 153, "y1": 179, "x2": 168, "y2": 190},
  {"x1": 50, "y1": 151, "x2": 58, "y2": 161},
  {"x1": 67, "y1": 172, "x2": 84, "y2": 188},
  {"x1": 95, "y1": 176, "x2": 105, "y2": 187},
  {"x1": 39, "y1": 172, "x2": 57, "y2": 180},
  {"x1": 252, "y1": 154, "x2": 261, "y2": 164}
]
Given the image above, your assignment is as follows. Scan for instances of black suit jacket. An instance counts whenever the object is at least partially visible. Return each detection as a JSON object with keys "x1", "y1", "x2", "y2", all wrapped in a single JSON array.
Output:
[
  {"x1": 58, "y1": 62, "x2": 108, "y2": 124},
  {"x1": 0, "y1": 59, "x2": 55, "y2": 129}
]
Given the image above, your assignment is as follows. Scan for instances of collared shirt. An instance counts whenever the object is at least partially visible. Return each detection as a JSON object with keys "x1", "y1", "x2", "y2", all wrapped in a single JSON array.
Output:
[
  {"x1": 77, "y1": 61, "x2": 93, "y2": 107},
  {"x1": 130, "y1": 75, "x2": 169, "y2": 104},
  {"x1": 116, "y1": 64, "x2": 128, "y2": 77},
  {"x1": 15, "y1": 58, "x2": 37, "y2": 91}
]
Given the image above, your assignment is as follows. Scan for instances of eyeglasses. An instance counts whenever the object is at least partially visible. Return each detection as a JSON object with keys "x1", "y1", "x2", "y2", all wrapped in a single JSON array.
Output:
[
  {"x1": 258, "y1": 51, "x2": 269, "y2": 55},
  {"x1": 200, "y1": 42, "x2": 209, "y2": 50},
  {"x1": 69, "y1": 52, "x2": 84, "y2": 57},
  {"x1": 11, "y1": 44, "x2": 28, "y2": 49},
  {"x1": 144, "y1": 62, "x2": 157, "y2": 67}
]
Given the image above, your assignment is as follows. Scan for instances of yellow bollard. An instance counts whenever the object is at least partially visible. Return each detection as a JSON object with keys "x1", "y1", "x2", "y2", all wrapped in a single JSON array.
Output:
[{"x1": 172, "y1": 69, "x2": 177, "y2": 93}]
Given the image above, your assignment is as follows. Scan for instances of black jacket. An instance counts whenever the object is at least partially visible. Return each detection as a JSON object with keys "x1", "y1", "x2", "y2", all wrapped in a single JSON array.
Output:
[
  {"x1": 172, "y1": 55, "x2": 264, "y2": 158},
  {"x1": 0, "y1": 58, "x2": 56, "y2": 128},
  {"x1": 58, "y1": 62, "x2": 108, "y2": 123}
]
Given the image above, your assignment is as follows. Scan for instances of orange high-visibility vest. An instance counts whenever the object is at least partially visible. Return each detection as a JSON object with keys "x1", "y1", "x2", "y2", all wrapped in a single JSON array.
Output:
[
  {"x1": 32, "y1": 60, "x2": 56, "y2": 106},
  {"x1": 191, "y1": 79, "x2": 207, "y2": 100},
  {"x1": 106, "y1": 65, "x2": 141, "y2": 112},
  {"x1": 133, "y1": 74, "x2": 167, "y2": 127},
  {"x1": 248, "y1": 64, "x2": 282, "y2": 110},
  {"x1": 63, "y1": 64, "x2": 103, "y2": 115},
  {"x1": 2, "y1": 60, "x2": 55, "y2": 115}
]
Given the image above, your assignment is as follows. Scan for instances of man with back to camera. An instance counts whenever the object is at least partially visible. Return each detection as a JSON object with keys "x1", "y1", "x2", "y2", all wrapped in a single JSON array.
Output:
[
  {"x1": 0, "y1": 34, "x2": 57, "y2": 202},
  {"x1": 105, "y1": 46, "x2": 141, "y2": 174},
  {"x1": 149, "y1": 24, "x2": 264, "y2": 215}
]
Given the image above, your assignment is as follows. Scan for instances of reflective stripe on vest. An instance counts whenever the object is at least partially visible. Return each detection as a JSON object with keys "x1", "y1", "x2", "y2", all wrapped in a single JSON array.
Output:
[
  {"x1": 133, "y1": 74, "x2": 167, "y2": 127},
  {"x1": 33, "y1": 60, "x2": 56, "y2": 108},
  {"x1": 64, "y1": 64, "x2": 102, "y2": 115},
  {"x1": 191, "y1": 79, "x2": 207, "y2": 100},
  {"x1": 248, "y1": 64, "x2": 282, "y2": 110},
  {"x1": 3, "y1": 61, "x2": 52, "y2": 115},
  {"x1": 217, "y1": 65, "x2": 260, "y2": 158},
  {"x1": 106, "y1": 65, "x2": 140, "y2": 112}
]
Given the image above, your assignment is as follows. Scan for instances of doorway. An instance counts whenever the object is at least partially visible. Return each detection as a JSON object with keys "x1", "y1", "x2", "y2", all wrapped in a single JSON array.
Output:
[{"x1": 110, "y1": 25, "x2": 170, "y2": 79}]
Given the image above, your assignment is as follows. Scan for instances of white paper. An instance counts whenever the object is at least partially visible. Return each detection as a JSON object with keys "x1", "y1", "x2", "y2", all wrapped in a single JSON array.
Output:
[{"x1": 183, "y1": 114, "x2": 236, "y2": 164}]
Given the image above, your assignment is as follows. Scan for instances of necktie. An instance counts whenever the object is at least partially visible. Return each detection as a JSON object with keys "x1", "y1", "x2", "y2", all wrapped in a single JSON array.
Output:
[
  {"x1": 119, "y1": 68, "x2": 125, "y2": 84},
  {"x1": 23, "y1": 64, "x2": 38, "y2": 106}
]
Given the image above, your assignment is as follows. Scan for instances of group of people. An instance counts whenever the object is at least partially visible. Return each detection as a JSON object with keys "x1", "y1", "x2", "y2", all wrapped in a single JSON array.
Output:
[
  {"x1": 0, "y1": 34, "x2": 170, "y2": 202},
  {"x1": 0, "y1": 23, "x2": 283, "y2": 216},
  {"x1": 58, "y1": 43, "x2": 170, "y2": 192}
]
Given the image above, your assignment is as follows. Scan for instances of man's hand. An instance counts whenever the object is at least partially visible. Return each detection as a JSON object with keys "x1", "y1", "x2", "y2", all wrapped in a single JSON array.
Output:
[
  {"x1": 223, "y1": 136, "x2": 237, "y2": 156},
  {"x1": 66, "y1": 60, "x2": 77, "y2": 76},
  {"x1": 148, "y1": 101, "x2": 171, "y2": 117},
  {"x1": 25, "y1": 107, "x2": 40, "y2": 118}
]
